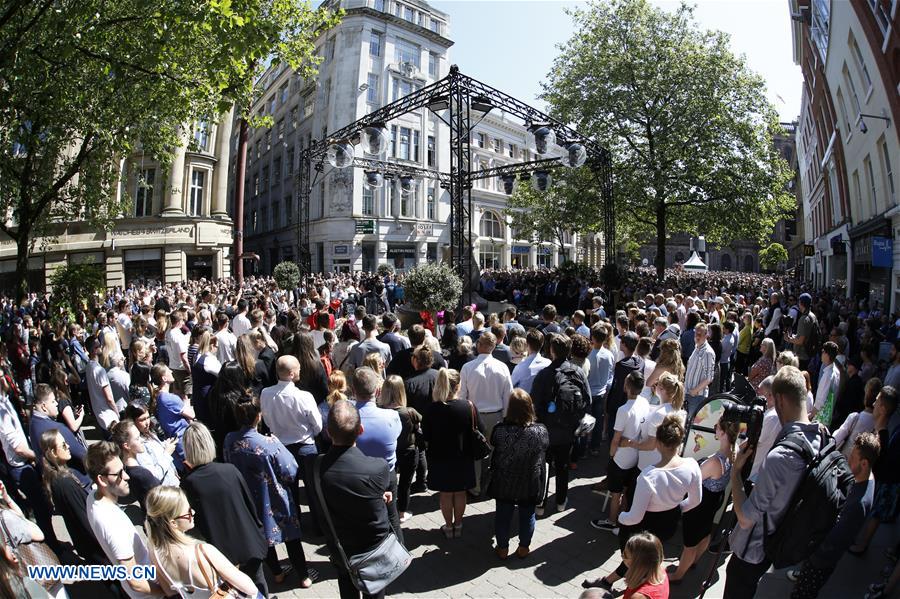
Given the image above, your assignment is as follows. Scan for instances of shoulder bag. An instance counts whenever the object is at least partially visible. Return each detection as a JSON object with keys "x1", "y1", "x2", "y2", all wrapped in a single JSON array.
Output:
[
  {"x1": 193, "y1": 543, "x2": 258, "y2": 599},
  {"x1": 312, "y1": 456, "x2": 412, "y2": 595},
  {"x1": 0, "y1": 508, "x2": 61, "y2": 592},
  {"x1": 467, "y1": 401, "x2": 492, "y2": 460}
]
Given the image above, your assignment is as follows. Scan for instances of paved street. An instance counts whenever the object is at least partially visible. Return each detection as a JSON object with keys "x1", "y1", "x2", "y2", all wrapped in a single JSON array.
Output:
[{"x1": 63, "y1": 446, "x2": 891, "y2": 599}]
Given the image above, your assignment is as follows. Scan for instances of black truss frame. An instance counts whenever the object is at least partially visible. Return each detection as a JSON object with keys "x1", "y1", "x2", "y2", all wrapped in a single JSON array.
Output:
[{"x1": 297, "y1": 65, "x2": 614, "y2": 288}]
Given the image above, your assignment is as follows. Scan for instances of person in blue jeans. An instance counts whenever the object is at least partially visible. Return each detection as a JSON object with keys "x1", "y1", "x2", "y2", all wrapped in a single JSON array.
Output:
[{"x1": 488, "y1": 389, "x2": 549, "y2": 560}]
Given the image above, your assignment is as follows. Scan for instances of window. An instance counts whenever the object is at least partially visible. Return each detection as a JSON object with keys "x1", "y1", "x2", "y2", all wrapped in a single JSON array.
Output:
[
  {"x1": 836, "y1": 89, "x2": 850, "y2": 133},
  {"x1": 869, "y1": 0, "x2": 891, "y2": 37},
  {"x1": 326, "y1": 37, "x2": 335, "y2": 60},
  {"x1": 413, "y1": 130, "x2": 420, "y2": 162},
  {"x1": 193, "y1": 121, "x2": 210, "y2": 151},
  {"x1": 429, "y1": 53, "x2": 438, "y2": 78},
  {"x1": 810, "y1": 0, "x2": 830, "y2": 62},
  {"x1": 880, "y1": 138, "x2": 895, "y2": 201},
  {"x1": 188, "y1": 170, "x2": 205, "y2": 216},
  {"x1": 850, "y1": 37, "x2": 872, "y2": 92},
  {"x1": 392, "y1": 77, "x2": 417, "y2": 101},
  {"x1": 273, "y1": 155, "x2": 281, "y2": 181},
  {"x1": 287, "y1": 148, "x2": 294, "y2": 175},
  {"x1": 135, "y1": 168, "x2": 155, "y2": 217},
  {"x1": 404, "y1": 5, "x2": 414, "y2": 22},
  {"x1": 261, "y1": 207, "x2": 269, "y2": 232},
  {"x1": 252, "y1": 210, "x2": 258, "y2": 232},
  {"x1": 391, "y1": 125, "x2": 397, "y2": 156},
  {"x1": 363, "y1": 186, "x2": 375, "y2": 216},
  {"x1": 481, "y1": 244, "x2": 502, "y2": 270},
  {"x1": 400, "y1": 183, "x2": 413, "y2": 217},
  {"x1": 252, "y1": 173, "x2": 259, "y2": 197},
  {"x1": 369, "y1": 31, "x2": 382, "y2": 57},
  {"x1": 427, "y1": 135, "x2": 435, "y2": 167},
  {"x1": 285, "y1": 194, "x2": 293, "y2": 224},
  {"x1": 323, "y1": 79, "x2": 331, "y2": 107},
  {"x1": 843, "y1": 65, "x2": 862, "y2": 117},
  {"x1": 367, "y1": 73, "x2": 379, "y2": 103},
  {"x1": 262, "y1": 166, "x2": 269, "y2": 189},
  {"x1": 265, "y1": 130, "x2": 271, "y2": 152},
  {"x1": 389, "y1": 182, "x2": 397, "y2": 216},
  {"x1": 398, "y1": 127, "x2": 411, "y2": 160},
  {"x1": 476, "y1": 133, "x2": 486, "y2": 148},
  {"x1": 494, "y1": 138, "x2": 503, "y2": 153},
  {"x1": 302, "y1": 92, "x2": 315, "y2": 119},
  {"x1": 290, "y1": 106, "x2": 298, "y2": 129},
  {"x1": 508, "y1": 144, "x2": 517, "y2": 158},
  {"x1": 280, "y1": 83, "x2": 289, "y2": 105},
  {"x1": 480, "y1": 211, "x2": 504, "y2": 238},
  {"x1": 866, "y1": 156, "x2": 878, "y2": 215},
  {"x1": 268, "y1": 95, "x2": 276, "y2": 115},
  {"x1": 373, "y1": 0, "x2": 384, "y2": 10},
  {"x1": 430, "y1": 18, "x2": 440, "y2": 34},
  {"x1": 395, "y1": 38, "x2": 420, "y2": 68},
  {"x1": 853, "y1": 169, "x2": 863, "y2": 218},
  {"x1": 427, "y1": 187, "x2": 435, "y2": 220},
  {"x1": 277, "y1": 119, "x2": 284, "y2": 141}
]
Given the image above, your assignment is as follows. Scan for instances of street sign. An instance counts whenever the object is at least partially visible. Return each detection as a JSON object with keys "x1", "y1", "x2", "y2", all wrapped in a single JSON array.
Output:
[
  {"x1": 803, "y1": 244, "x2": 814, "y2": 257},
  {"x1": 355, "y1": 219, "x2": 375, "y2": 234}
]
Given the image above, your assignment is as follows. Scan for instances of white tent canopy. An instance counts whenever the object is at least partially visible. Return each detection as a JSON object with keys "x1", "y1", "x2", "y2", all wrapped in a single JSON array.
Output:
[{"x1": 682, "y1": 250, "x2": 708, "y2": 272}]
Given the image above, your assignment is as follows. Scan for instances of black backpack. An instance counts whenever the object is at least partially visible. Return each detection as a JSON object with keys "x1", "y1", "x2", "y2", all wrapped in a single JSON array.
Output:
[
  {"x1": 804, "y1": 313, "x2": 820, "y2": 357},
  {"x1": 550, "y1": 363, "x2": 589, "y2": 415},
  {"x1": 762, "y1": 429, "x2": 854, "y2": 569}
]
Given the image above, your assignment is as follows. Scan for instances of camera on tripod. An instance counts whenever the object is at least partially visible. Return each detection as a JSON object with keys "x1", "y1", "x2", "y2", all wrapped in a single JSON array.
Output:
[{"x1": 720, "y1": 396, "x2": 767, "y2": 449}]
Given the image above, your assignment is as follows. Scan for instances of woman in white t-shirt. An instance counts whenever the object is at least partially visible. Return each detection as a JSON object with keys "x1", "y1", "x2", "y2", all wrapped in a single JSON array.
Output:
[
  {"x1": 636, "y1": 337, "x2": 657, "y2": 402},
  {"x1": 833, "y1": 377, "x2": 880, "y2": 458},
  {"x1": 583, "y1": 413, "x2": 701, "y2": 592},
  {"x1": 632, "y1": 372, "x2": 687, "y2": 471}
]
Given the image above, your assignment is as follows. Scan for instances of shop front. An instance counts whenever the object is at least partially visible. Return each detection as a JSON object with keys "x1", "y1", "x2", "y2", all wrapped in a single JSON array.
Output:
[
  {"x1": 124, "y1": 249, "x2": 164, "y2": 287},
  {"x1": 186, "y1": 255, "x2": 214, "y2": 281},
  {"x1": 386, "y1": 243, "x2": 417, "y2": 272},
  {"x1": 852, "y1": 219, "x2": 893, "y2": 312},
  {"x1": 511, "y1": 245, "x2": 530, "y2": 269}
]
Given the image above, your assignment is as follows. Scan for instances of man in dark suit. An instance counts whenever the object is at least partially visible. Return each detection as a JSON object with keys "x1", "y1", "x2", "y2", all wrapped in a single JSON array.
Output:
[
  {"x1": 29, "y1": 383, "x2": 87, "y2": 473},
  {"x1": 404, "y1": 346, "x2": 439, "y2": 493},
  {"x1": 377, "y1": 313, "x2": 411, "y2": 358},
  {"x1": 386, "y1": 325, "x2": 446, "y2": 380},
  {"x1": 490, "y1": 324, "x2": 515, "y2": 373},
  {"x1": 319, "y1": 400, "x2": 399, "y2": 599}
]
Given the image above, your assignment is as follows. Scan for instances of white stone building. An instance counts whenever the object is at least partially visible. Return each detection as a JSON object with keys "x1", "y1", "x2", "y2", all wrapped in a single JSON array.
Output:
[{"x1": 236, "y1": 0, "x2": 583, "y2": 275}]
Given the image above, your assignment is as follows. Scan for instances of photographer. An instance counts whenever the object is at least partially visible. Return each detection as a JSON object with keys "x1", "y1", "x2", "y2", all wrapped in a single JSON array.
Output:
[{"x1": 724, "y1": 366, "x2": 821, "y2": 599}]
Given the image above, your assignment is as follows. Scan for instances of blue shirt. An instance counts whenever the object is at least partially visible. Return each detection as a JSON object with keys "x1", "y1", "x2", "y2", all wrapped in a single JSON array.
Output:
[
  {"x1": 511, "y1": 353, "x2": 552, "y2": 395},
  {"x1": 156, "y1": 391, "x2": 189, "y2": 439},
  {"x1": 680, "y1": 328, "x2": 696, "y2": 363},
  {"x1": 355, "y1": 400, "x2": 402, "y2": 471},
  {"x1": 587, "y1": 347, "x2": 615, "y2": 397}
]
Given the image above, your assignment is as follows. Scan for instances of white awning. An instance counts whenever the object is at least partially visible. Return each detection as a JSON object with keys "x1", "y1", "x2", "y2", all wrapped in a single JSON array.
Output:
[{"x1": 683, "y1": 251, "x2": 708, "y2": 271}]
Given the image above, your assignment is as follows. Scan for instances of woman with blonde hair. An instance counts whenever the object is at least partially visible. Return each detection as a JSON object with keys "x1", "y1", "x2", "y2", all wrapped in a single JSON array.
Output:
[
  {"x1": 190, "y1": 329, "x2": 221, "y2": 424},
  {"x1": 362, "y1": 352, "x2": 385, "y2": 381},
  {"x1": 99, "y1": 331, "x2": 123, "y2": 370},
  {"x1": 381, "y1": 375, "x2": 422, "y2": 522},
  {"x1": 144, "y1": 486, "x2": 261, "y2": 598},
  {"x1": 670, "y1": 416, "x2": 739, "y2": 582},
  {"x1": 748, "y1": 337, "x2": 777, "y2": 392},
  {"x1": 646, "y1": 339, "x2": 684, "y2": 390},
  {"x1": 422, "y1": 368, "x2": 484, "y2": 538},
  {"x1": 622, "y1": 532, "x2": 669, "y2": 599},
  {"x1": 628, "y1": 372, "x2": 687, "y2": 471}
]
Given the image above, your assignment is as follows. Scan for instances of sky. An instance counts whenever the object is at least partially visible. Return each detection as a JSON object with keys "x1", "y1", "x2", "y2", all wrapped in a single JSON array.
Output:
[{"x1": 430, "y1": 0, "x2": 803, "y2": 123}]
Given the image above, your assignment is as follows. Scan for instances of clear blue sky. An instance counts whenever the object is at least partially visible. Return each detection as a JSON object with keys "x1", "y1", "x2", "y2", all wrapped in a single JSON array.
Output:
[{"x1": 431, "y1": 0, "x2": 802, "y2": 123}]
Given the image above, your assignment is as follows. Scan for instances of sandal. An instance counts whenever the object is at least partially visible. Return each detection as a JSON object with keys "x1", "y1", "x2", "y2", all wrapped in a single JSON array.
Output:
[{"x1": 299, "y1": 568, "x2": 319, "y2": 589}]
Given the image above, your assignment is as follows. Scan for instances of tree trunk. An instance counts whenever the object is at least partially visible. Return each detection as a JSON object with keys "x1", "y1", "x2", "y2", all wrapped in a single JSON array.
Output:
[
  {"x1": 14, "y1": 230, "x2": 29, "y2": 305},
  {"x1": 655, "y1": 201, "x2": 666, "y2": 282},
  {"x1": 232, "y1": 117, "x2": 249, "y2": 286}
]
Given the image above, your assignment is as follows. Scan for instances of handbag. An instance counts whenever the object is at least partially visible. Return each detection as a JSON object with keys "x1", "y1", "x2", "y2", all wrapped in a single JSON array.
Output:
[
  {"x1": 467, "y1": 401, "x2": 492, "y2": 460},
  {"x1": 312, "y1": 456, "x2": 412, "y2": 595},
  {"x1": 0, "y1": 508, "x2": 62, "y2": 591},
  {"x1": 575, "y1": 413, "x2": 596, "y2": 437},
  {"x1": 193, "y1": 543, "x2": 258, "y2": 599}
]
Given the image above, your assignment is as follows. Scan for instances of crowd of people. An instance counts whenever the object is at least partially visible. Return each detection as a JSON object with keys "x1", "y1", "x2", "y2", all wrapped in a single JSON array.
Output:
[{"x1": 0, "y1": 265, "x2": 898, "y2": 599}]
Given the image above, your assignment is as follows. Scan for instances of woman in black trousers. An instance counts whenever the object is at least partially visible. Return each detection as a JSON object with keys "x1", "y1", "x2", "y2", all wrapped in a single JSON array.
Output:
[
  {"x1": 180, "y1": 422, "x2": 271, "y2": 597},
  {"x1": 381, "y1": 375, "x2": 421, "y2": 521}
]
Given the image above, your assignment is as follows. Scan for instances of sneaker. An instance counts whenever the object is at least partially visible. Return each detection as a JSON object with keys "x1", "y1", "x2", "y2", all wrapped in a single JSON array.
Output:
[
  {"x1": 400, "y1": 511, "x2": 412, "y2": 523},
  {"x1": 786, "y1": 568, "x2": 800, "y2": 583},
  {"x1": 556, "y1": 500, "x2": 568, "y2": 512},
  {"x1": 536, "y1": 505, "x2": 545, "y2": 517},
  {"x1": 590, "y1": 518, "x2": 617, "y2": 530}
]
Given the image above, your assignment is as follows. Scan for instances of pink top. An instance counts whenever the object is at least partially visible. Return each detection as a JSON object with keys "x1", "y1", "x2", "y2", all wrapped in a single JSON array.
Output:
[{"x1": 623, "y1": 575, "x2": 669, "y2": 599}]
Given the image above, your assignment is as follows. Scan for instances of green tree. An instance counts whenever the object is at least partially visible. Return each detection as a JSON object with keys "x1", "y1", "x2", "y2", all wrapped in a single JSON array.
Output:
[
  {"x1": 49, "y1": 261, "x2": 105, "y2": 322},
  {"x1": 541, "y1": 0, "x2": 794, "y2": 279},
  {"x1": 272, "y1": 260, "x2": 301, "y2": 290},
  {"x1": 403, "y1": 263, "x2": 462, "y2": 314},
  {"x1": 759, "y1": 242, "x2": 789, "y2": 272},
  {"x1": 0, "y1": 0, "x2": 339, "y2": 302},
  {"x1": 505, "y1": 167, "x2": 601, "y2": 259}
]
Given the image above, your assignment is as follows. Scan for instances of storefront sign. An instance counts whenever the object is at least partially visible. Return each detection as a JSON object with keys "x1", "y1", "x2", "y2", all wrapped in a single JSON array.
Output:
[
  {"x1": 831, "y1": 236, "x2": 846, "y2": 255},
  {"x1": 334, "y1": 245, "x2": 349, "y2": 255},
  {"x1": 538, "y1": 246, "x2": 552, "y2": 255},
  {"x1": 355, "y1": 220, "x2": 375, "y2": 234},
  {"x1": 803, "y1": 244, "x2": 814, "y2": 257},
  {"x1": 414, "y1": 223, "x2": 433, "y2": 236},
  {"x1": 511, "y1": 246, "x2": 530, "y2": 254},
  {"x1": 873, "y1": 236, "x2": 893, "y2": 268},
  {"x1": 118, "y1": 226, "x2": 194, "y2": 237},
  {"x1": 386, "y1": 246, "x2": 417, "y2": 258}
]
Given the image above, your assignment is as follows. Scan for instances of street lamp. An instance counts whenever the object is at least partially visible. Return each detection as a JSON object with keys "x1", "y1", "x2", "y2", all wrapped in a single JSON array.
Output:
[
  {"x1": 399, "y1": 175, "x2": 415, "y2": 194},
  {"x1": 531, "y1": 170, "x2": 552, "y2": 192},
  {"x1": 561, "y1": 143, "x2": 587, "y2": 168},
  {"x1": 326, "y1": 141, "x2": 354, "y2": 168},
  {"x1": 530, "y1": 125, "x2": 557, "y2": 155},
  {"x1": 364, "y1": 170, "x2": 384, "y2": 188},
  {"x1": 500, "y1": 174, "x2": 517, "y2": 194},
  {"x1": 360, "y1": 124, "x2": 390, "y2": 155}
]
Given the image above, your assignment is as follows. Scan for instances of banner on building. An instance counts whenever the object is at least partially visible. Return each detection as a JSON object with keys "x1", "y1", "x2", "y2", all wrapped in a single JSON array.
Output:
[{"x1": 873, "y1": 236, "x2": 893, "y2": 268}]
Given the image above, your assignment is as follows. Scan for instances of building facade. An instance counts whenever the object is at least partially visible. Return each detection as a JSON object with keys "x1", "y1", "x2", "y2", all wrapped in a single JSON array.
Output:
[
  {"x1": 792, "y1": 0, "x2": 900, "y2": 312},
  {"x1": 0, "y1": 115, "x2": 234, "y2": 292},
  {"x1": 236, "y1": 0, "x2": 583, "y2": 276}
]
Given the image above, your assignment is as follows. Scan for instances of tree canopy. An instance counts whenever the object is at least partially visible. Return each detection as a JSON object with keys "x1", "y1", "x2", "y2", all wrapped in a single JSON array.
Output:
[
  {"x1": 0, "y1": 0, "x2": 339, "y2": 301},
  {"x1": 541, "y1": 0, "x2": 794, "y2": 276}
]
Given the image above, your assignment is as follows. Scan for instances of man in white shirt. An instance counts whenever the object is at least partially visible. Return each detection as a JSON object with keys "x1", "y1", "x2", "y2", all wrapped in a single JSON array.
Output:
[
  {"x1": 592, "y1": 371, "x2": 649, "y2": 532},
  {"x1": 749, "y1": 376, "x2": 779, "y2": 481},
  {"x1": 214, "y1": 311, "x2": 237, "y2": 363},
  {"x1": 459, "y1": 332, "x2": 513, "y2": 495},
  {"x1": 260, "y1": 356, "x2": 322, "y2": 454},
  {"x1": 232, "y1": 298, "x2": 251, "y2": 338},
  {"x1": 115, "y1": 299, "x2": 133, "y2": 357},
  {"x1": 85, "y1": 337, "x2": 120, "y2": 434},
  {"x1": 813, "y1": 341, "x2": 841, "y2": 424},
  {"x1": 85, "y1": 442, "x2": 162, "y2": 598},
  {"x1": 685, "y1": 323, "x2": 717, "y2": 415},
  {"x1": 511, "y1": 330, "x2": 552, "y2": 394},
  {"x1": 165, "y1": 310, "x2": 191, "y2": 398}
]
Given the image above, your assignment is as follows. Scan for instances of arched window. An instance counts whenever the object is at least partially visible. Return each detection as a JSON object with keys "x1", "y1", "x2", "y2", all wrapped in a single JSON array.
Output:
[
  {"x1": 480, "y1": 210, "x2": 504, "y2": 239},
  {"x1": 720, "y1": 254, "x2": 732, "y2": 271},
  {"x1": 744, "y1": 255, "x2": 755, "y2": 272}
]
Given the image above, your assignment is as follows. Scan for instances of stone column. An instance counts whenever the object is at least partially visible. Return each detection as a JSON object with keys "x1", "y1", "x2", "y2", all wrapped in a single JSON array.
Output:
[
  {"x1": 529, "y1": 245, "x2": 538, "y2": 269},
  {"x1": 211, "y1": 108, "x2": 234, "y2": 219},
  {"x1": 163, "y1": 129, "x2": 187, "y2": 216}
]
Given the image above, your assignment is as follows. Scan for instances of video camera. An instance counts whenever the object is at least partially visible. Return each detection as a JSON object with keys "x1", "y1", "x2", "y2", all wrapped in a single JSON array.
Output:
[{"x1": 717, "y1": 372, "x2": 767, "y2": 448}]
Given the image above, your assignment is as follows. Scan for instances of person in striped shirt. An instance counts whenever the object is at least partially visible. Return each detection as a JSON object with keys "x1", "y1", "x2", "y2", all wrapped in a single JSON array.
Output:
[{"x1": 685, "y1": 323, "x2": 717, "y2": 416}]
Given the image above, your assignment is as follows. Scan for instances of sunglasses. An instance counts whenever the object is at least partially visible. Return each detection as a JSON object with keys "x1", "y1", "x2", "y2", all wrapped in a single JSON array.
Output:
[
  {"x1": 175, "y1": 508, "x2": 195, "y2": 522},
  {"x1": 102, "y1": 468, "x2": 126, "y2": 482}
]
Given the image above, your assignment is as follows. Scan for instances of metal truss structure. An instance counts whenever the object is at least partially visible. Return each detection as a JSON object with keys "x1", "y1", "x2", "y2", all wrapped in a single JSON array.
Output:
[{"x1": 298, "y1": 65, "x2": 614, "y2": 290}]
